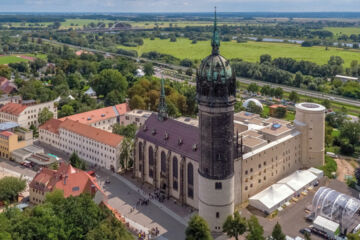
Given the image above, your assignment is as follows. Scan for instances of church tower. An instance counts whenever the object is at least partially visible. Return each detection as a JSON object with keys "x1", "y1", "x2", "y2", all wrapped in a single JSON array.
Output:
[{"x1": 197, "y1": 8, "x2": 236, "y2": 232}]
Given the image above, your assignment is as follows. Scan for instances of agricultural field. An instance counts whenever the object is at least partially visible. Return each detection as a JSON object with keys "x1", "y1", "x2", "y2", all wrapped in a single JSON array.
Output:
[
  {"x1": 125, "y1": 21, "x2": 265, "y2": 29},
  {"x1": 0, "y1": 54, "x2": 46, "y2": 65},
  {"x1": 119, "y1": 38, "x2": 360, "y2": 67},
  {"x1": 324, "y1": 27, "x2": 360, "y2": 36}
]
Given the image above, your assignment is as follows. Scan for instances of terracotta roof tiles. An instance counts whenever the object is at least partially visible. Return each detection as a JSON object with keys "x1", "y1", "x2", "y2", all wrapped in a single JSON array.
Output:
[
  {"x1": 60, "y1": 119, "x2": 123, "y2": 147},
  {"x1": 0, "y1": 103, "x2": 27, "y2": 116}
]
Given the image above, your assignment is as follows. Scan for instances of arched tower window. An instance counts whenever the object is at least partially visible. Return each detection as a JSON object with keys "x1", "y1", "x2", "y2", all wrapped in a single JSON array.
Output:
[
  {"x1": 187, "y1": 163, "x2": 194, "y2": 199},
  {"x1": 161, "y1": 151, "x2": 166, "y2": 175},
  {"x1": 173, "y1": 156, "x2": 178, "y2": 190},
  {"x1": 148, "y1": 146, "x2": 154, "y2": 178}
]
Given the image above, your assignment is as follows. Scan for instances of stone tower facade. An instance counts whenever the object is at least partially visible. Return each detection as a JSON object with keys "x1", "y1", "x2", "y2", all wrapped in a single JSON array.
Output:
[
  {"x1": 197, "y1": 8, "x2": 237, "y2": 232},
  {"x1": 294, "y1": 102, "x2": 326, "y2": 168}
]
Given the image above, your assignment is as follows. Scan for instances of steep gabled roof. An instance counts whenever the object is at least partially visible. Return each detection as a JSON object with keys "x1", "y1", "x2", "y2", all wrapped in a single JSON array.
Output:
[{"x1": 136, "y1": 113, "x2": 200, "y2": 162}]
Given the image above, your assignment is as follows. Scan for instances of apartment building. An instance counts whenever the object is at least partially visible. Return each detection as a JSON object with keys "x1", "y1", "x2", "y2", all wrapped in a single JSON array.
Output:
[
  {"x1": 39, "y1": 118, "x2": 124, "y2": 171},
  {"x1": 0, "y1": 100, "x2": 58, "y2": 128},
  {"x1": 59, "y1": 103, "x2": 129, "y2": 132}
]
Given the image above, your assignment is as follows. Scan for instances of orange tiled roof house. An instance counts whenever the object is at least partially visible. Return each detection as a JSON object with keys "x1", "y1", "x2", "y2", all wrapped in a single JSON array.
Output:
[{"x1": 29, "y1": 162, "x2": 105, "y2": 204}]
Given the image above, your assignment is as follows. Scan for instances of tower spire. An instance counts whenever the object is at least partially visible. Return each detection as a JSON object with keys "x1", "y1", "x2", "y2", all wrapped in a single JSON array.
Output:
[
  {"x1": 158, "y1": 77, "x2": 168, "y2": 121},
  {"x1": 211, "y1": 6, "x2": 220, "y2": 55}
]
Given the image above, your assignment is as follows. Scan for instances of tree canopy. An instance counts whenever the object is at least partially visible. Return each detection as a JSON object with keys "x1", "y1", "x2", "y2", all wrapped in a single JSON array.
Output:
[
  {"x1": 0, "y1": 176, "x2": 26, "y2": 203},
  {"x1": 185, "y1": 215, "x2": 213, "y2": 240}
]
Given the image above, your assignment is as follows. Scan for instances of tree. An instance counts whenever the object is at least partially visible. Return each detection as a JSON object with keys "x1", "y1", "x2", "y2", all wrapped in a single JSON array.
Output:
[
  {"x1": 119, "y1": 138, "x2": 134, "y2": 171},
  {"x1": 246, "y1": 215, "x2": 264, "y2": 240},
  {"x1": 247, "y1": 83, "x2": 259, "y2": 94},
  {"x1": 86, "y1": 217, "x2": 133, "y2": 240},
  {"x1": 185, "y1": 215, "x2": 213, "y2": 240},
  {"x1": 260, "y1": 54, "x2": 271, "y2": 64},
  {"x1": 143, "y1": 62, "x2": 154, "y2": 76},
  {"x1": 129, "y1": 95, "x2": 146, "y2": 110},
  {"x1": 0, "y1": 176, "x2": 26, "y2": 202},
  {"x1": 70, "y1": 152, "x2": 86, "y2": 170},
  {"x1": 223, "y1": 212, "x2": 247, "y2": 240},
  {"x1": 105, "y1": 90, "x2": 125, "y2": 106},
  {"x1": 113, "y1": 124, "x2": 137, "y2": 139},
  {"x1": 246, "y1": 101, "x2": 263, "y2": 114},
  {"x1": 340, "y1": 121, "x2": 360, "y2": 145},
  {"x1": 60, "y1": 104, "x2": 74, "y2": 117},
  {"x1": 294, "y1": 72, "x2": 304, "y2": 87},
  {"x1": 322, "y1": 99, "x2": 331, "y2": 109},
  {"x1": 0, "y1": 65, "x2": 11, "y2": 79},
  {"x1": 347, "y1": 233, "x2": 360, "y2": 240},
  {"x1": 274, "y1": 87, "x2": 283, "y2": 99},
  {"x1": 38, "y1": 108, "x2": 54, "y2": 125},
  {"x1": 91, "y1": 69, "x2": 128, "y2": 99},
  {"x1": 271, "y1": 222, "x2": 286, "y2": 240},
  {"x1": 288, "y1": 91, "x2": 299, "y2": 103}
]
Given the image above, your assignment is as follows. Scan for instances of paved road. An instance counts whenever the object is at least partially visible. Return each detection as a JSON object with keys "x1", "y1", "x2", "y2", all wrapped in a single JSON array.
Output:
[
  {"x1": 42, "y1": 38, "x2": 360, "y2": 108},
  {"x1": 96, "y1": 169, "x2": 186, "y2": 240}
]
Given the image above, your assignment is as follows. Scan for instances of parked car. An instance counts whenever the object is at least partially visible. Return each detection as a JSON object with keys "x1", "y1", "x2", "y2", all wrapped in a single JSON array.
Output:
[{"x1": 299, "y1": 228, "x2": 312, "y2": 235}]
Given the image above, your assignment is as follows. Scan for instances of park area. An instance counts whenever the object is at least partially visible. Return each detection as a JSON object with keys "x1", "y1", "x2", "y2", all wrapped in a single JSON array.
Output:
[
  {"x1": 119, "y1": 38, "x2": 360, "y2": 67},
  {"x1": 0, "y1": 54, "x2": 46, "y2": 65}
]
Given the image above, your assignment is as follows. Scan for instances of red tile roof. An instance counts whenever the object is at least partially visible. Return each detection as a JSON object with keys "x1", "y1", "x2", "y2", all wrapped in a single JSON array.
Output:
[
  {"x1": 0, "y1": 103, "x2": 27, "y2": 116},
  {"x1": 60, "y1": 119, "x2": 123, "y2": 147},
  {"x1": 59, "y1": 103, "x2": 129, "y2": 125},
  {"x1": 30, "y1": 162, "x2": 103, "y2": 198},
  {"x1": 0, "y1": 131, "x2": 14, "y2": 137},
  {"x1": 39, "y1": 118, "x2": 62, "y2": 134}
]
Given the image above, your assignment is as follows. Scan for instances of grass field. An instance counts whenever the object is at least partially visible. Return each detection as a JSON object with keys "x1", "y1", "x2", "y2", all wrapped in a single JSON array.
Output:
[
  {"x1": 324, "y1": 27, "x2": 360, "y2": 36},
  {"x1": 0, "y1": 54, "x2": 46, "y2": 65},
  {"x1": 119, "y1": 38, "x2": 360, "y2": 67}
]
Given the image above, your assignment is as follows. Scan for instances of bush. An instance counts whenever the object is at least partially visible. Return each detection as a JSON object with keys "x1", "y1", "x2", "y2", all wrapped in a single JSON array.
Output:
[{"x1": 320, "y1": 156, "x2": 337, "y2": 178}]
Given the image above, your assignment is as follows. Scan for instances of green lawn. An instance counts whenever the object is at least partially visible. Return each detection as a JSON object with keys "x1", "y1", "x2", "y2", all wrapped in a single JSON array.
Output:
[
  {"x1": 0, "y1": 56, "x2": 28, "y2": 64},
  {"x1": 119, "y1": 38, "x2": 360, "y2": 67},
  {"x1": 324, "y1": 27, "x2": 360, "y2": 36},
  {"x1": 0, "y1": 54, "x2": 47, "y2": 65}
]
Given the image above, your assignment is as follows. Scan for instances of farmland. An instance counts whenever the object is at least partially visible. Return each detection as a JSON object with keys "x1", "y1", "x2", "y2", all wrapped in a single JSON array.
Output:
[
  {"x1": 324, "y1": 27, "x2": 360, "y2": 36},
  {"x1": 118, "y1": 38, "x2": 360, "y2": 67}
]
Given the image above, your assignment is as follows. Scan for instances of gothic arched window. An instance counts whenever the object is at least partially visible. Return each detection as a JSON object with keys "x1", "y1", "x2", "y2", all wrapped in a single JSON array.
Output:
[
  {"x1": 187, "y1": 163, "x2": 194, "y2": 199},
  {"x1": 173, "y1": 156, "x2": 178, "y2": 190},
  {"x1": 138, "y1": 142, "x2": 143, "y2": 161},
  {"x1": 161, "y1": 151, "x2": 166, "y2": 174},
  {"x1": 188, "y1": 163, "x2": 194, "y2": 186},
  {"x1": 148, "y1": 146, "x2": 154, "y2": 178}
]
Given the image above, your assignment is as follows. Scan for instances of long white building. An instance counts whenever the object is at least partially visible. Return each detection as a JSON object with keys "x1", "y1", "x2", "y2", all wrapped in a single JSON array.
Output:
[{"x1": 39, "y1": 118, "x2": 123, "y2": 171}]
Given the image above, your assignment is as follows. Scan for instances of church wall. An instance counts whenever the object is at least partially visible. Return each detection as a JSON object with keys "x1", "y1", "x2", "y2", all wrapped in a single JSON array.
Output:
[{"x1": 133, "y1": 137, "x2": 199, "y2": 209}]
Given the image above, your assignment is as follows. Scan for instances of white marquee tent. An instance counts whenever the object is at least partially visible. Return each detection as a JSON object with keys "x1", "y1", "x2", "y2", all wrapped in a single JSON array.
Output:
[
  {"x1": 249, "y1": 169, "x2": 322, "y2": 213},
  {"x1": 249, "y1": 183, "x2": 294, "y2": 213},
  {"x1": 278, "y1": 170, "x2": 318, "y2": 192}
]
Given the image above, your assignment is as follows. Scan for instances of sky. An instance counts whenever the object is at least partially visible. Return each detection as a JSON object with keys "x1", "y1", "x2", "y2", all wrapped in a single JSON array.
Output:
[{"x1": 1, "y1": 0, "x2": 360, "y2": 12}]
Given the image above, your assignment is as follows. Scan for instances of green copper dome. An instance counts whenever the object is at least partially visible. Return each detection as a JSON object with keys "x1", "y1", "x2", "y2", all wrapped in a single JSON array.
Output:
[{"x1": 198, "y1": 54, "x2": 233, "y2": 83}]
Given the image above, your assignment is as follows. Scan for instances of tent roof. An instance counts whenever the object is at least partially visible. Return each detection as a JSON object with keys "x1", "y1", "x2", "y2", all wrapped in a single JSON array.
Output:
[
  {"x1": 313, "y1": 216, "x2": 339, "y2": 232},
  {"x1": 249, "y1": 183, "x2": 294, "y2": 209},
  {"x1": 278, "y1": 170, "x2": 317, "y2": 192}
]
